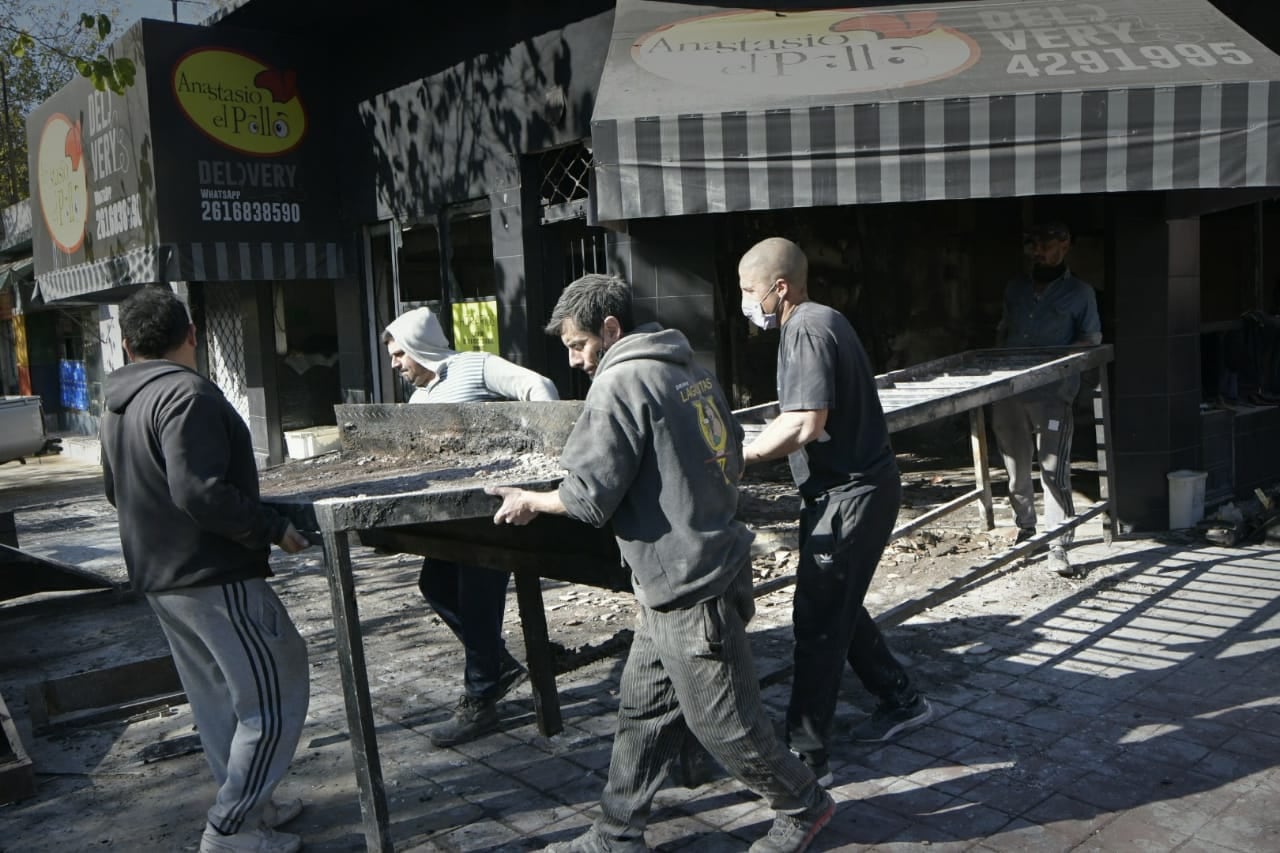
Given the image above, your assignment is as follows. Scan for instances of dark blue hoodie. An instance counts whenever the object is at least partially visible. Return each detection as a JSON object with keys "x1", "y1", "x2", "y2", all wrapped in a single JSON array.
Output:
[{"x1": 101, "y1": 359, "x2": 289, "y2": 592}]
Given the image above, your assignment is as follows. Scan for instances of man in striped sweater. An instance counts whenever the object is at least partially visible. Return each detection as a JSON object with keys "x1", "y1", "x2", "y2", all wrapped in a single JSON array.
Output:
[{"x1": 384, "y1": 306, "x2": 558, "y2": 746}]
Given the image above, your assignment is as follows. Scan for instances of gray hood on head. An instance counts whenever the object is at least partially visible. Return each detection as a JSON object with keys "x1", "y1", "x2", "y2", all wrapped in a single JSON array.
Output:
[{"x1": 596, "y1": 323, "x2": 693, "y2": 376}]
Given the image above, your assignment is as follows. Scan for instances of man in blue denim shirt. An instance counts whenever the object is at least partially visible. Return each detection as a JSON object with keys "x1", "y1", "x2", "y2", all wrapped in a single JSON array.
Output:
[{"x1": 994, "y1": 223, "x2": 1101, "y2": 578}]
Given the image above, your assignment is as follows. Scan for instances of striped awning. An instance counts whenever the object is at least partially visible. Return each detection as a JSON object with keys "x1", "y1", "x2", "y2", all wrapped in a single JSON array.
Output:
[
  {"x1": 591, "y1": 0, "x2": 1280, "y2": 221},
  {"x1": 35, "y1": 245, "x2": 169, "y2": 303},
  {"x1": 0, "y1": 257, "x2": 34, "y2": 291},
  {"x1": 170, "y1": 241, "x2": 347, "y2": 282},
  {"x1": 34, "y1": 240, "x2": 348, "y2": 303}
]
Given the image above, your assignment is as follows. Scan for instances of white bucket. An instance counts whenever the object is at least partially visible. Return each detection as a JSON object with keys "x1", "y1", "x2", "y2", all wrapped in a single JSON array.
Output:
[{"x1": 1167, "y1": 470, "x2": 1208, "y2": 530}]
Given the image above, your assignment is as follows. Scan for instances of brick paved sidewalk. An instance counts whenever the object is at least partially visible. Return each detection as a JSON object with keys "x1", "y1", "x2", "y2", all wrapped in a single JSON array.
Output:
[{"x1": 382, "y1": 538, "x2": 1279, "y2": 853}]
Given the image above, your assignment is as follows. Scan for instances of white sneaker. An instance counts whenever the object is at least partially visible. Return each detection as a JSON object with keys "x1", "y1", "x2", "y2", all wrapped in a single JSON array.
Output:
[
  {"x1": 199, "y1": 824, "x2": 301, "y2": 853},
  {"x1": 263, "y1": 798, "x2": 304, "y2": 828}
]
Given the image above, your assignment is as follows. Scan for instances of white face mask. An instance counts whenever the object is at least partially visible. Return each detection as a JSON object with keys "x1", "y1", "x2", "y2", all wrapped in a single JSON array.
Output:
[{"x1": 741, "y1": 282, "x2": 779, "y2": 330}]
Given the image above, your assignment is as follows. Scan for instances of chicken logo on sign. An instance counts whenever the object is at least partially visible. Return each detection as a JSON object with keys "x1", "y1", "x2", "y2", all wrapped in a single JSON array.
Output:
[
  {"x1": 172, "y1": 47, "x2": 307, "y2": 155},
  {"x1": 36, "y1": 113, "x2": 90, "y2": 254},
  {"x1": 633, "y1": 8, "x2": 980, "y2": 96}
]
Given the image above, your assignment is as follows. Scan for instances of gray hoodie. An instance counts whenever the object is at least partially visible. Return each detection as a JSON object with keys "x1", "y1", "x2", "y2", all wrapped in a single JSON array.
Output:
[
  {"x1": 101, "y1": 360, "x2": 289, "y2": 593},
  {"x1": 557, "y1": 324, "x2": 753, "y2": 610}
]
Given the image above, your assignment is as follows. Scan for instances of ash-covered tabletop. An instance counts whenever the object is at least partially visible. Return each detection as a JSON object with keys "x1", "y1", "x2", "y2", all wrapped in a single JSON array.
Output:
[{"x1": 259, "y1": 450, "x2": 565, "y2": 532}]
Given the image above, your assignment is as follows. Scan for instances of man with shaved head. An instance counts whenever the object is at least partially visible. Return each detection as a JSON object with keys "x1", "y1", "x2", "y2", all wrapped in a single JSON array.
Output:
[{"x1": 738, "y1": 237, "x2": 931, "y2": 787}]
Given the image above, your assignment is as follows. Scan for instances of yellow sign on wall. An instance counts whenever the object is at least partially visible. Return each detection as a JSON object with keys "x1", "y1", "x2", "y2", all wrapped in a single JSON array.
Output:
[
  {"x1": 452, "y1": 297, "x2": 499, "y2": 355},
  {"x1": 172, "y1": 48, "x2": 307, "y2": 156}
]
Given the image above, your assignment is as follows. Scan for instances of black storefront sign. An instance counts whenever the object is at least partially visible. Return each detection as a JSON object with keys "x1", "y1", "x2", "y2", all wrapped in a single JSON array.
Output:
[{"x1": 28, "y1": 20, "x2": 346, "y2": 301}]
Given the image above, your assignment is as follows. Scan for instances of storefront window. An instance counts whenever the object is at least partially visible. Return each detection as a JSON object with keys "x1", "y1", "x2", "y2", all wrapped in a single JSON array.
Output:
[
  {"x1": 447, "y1": 210, "x2": 495, "y2": 301},
  {"x1": 398, "y1": 224, "x2": 444, "y2": 307}
]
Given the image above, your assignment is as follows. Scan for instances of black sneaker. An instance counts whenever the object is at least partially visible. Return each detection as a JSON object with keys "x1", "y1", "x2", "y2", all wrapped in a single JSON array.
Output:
[
  {"x1": 791, "y1": 749, "x2": 833, "y2": 788},
  {"x1": 428, "y1": 694, "x2": 499, "y2": 747},
  {"x1": 749, "y1": 790, "x2": 836, "y2": 853},
  {"x1": 850, "y1": 695, "x2": 933, "y2": 743},
  {"x1": 1014, "y1": 526, "x2": 1037, "y2": 544}
]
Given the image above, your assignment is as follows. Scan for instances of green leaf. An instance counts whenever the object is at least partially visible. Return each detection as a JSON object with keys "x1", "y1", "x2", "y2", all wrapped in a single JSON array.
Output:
[
  {"x1": 80, "y1": 13, "x2": 96, "y2": 30},
  {"x1": 9, "y1": 32, "x2": 34, "y2": 58},
  {"x1": 76, "y1": 59, "x2": 94, "y2": 78},
  {"x1": 97, "y1": 15, "x2": 111, "y2": 41},
  {"x1": 114, "y1": 58, "x2": 136, "y2": 87}
]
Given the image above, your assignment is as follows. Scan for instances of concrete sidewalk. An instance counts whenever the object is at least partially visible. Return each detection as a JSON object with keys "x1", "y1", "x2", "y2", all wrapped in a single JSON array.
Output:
[{"x1": 1, "y1": 490, "x2": 1277, "y2": 852}]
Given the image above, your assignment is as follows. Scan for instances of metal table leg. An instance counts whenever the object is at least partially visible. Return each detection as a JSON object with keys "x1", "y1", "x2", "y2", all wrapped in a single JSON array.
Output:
[
  {"x1": 1093, "y1": 365, "x2": 1118, "y2": 545},
  {"x1": 513, "y1": 572, "x2": 563, "y2": 737},
  {"x1": 320, "y1": 529, "x2": 393, "y2": 853}
]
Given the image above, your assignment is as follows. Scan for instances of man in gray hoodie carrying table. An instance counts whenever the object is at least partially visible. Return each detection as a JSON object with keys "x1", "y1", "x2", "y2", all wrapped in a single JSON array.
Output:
[{"x1": 488, "y1": 274, "x2": 833, "y2": 853}]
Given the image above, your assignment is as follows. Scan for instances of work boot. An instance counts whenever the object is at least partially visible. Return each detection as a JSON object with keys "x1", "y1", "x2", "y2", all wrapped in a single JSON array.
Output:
[
  {"x1": 543, "y1": 825, "x2": 650, "y2": 852},
  {"x1": 428, "y1": 694, "x2": 499, "y2": 747},
  {"x1": 850, "y1": 694, "x2": 933, "y2": 743},
  {"x1": 749, "y1": 790, "x2": 836, "y2": 853},
  {"x1": 199, "y1": 824, "x2": 301, "y2": 853},
  {"x1": 262, "y1": 798, "x2": 303, "y2": 828}
]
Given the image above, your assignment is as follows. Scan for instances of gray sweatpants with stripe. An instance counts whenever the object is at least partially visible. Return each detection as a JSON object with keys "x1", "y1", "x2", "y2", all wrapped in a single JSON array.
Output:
[
  {"x1": 595, "y1": 564, "x2": 821, "y2": 843},
  {"x1": 147, "y1": 578, "x2": 310, "y2": 836},
  {"x1": 992, "y1": 397, "x2": 1076, "y2": 548}
]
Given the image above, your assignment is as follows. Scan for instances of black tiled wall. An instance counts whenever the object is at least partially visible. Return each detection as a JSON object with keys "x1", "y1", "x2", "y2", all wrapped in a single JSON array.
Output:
[{"x1": 1111, "y1": 207, "x2": 1203, "y2": 531}]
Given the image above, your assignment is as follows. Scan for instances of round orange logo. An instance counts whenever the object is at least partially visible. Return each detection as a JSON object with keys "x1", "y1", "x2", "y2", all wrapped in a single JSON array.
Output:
[{"x1": 36, "y1": 113, "x2": 89, "y2": 254}]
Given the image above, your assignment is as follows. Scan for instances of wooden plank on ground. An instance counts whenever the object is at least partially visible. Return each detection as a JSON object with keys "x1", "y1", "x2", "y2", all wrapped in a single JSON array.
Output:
[{"x1": 25, "y1": 655, "x2": 184, "y2": 731}]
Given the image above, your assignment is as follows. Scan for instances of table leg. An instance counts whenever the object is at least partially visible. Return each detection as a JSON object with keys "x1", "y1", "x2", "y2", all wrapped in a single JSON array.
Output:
[
  {"x1": 320, "y1": 530, "x2": 393, "y2": 853},
  {"x1": 1093, "y1": 366, "x2": 1118, "y2": 545},
  {"x1": 970, "y1": 407, "x2": 995, "y2": 530},
  {"x1": 513, "y1": 573, "x2": 563, "y2": 737}
]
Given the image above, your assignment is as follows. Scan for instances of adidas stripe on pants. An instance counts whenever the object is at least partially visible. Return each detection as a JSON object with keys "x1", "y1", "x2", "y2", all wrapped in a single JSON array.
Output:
[
  {"x1": 148, "y1": 578, "x2": 310, "y2": 835},
  {"x1": 991, "y1": 397, "x2": 1077, "y2": 548}
]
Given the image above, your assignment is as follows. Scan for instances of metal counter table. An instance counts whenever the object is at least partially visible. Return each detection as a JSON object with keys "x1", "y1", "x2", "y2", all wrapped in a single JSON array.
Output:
[
  {"x1": 739, "y1": 345, "x2": 1116, "y2": 540},
  {"x1": 267, "y1": 345, "x2": 1114, "y2": 852},
  {"x1": 741, "y1": 345, "x2": 1117, "y2": 626},
  {"x1": 263, "y1": 401, "x2": 624, "y2": 853}
]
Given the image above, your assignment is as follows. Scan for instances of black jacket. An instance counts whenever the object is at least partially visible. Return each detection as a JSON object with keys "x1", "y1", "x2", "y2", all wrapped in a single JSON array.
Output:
[{"x1": 101, "y1": 360, "x2": 288, "y2": 592}]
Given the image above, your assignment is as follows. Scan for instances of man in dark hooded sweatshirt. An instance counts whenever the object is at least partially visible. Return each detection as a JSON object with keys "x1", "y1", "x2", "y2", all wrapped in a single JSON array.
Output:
[
  {"x1": 488, "y1": 274, "x2": 833, "y2": 853},
  {"x1": 100, "y1": 286, "x2": 311, "y2": 853}
]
